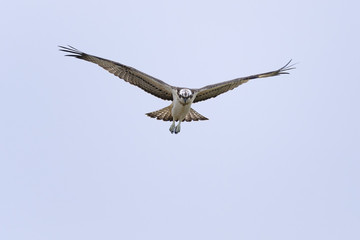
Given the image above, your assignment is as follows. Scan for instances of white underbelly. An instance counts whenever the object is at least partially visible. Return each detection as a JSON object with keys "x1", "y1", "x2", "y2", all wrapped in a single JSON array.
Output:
[{"x1": 172, "y1": 99, "x2": 191, "y2": 121}]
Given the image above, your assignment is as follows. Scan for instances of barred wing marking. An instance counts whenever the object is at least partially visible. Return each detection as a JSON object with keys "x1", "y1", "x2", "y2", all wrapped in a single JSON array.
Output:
[
  {"x1": 59, "y1": 46, "x2": 174, "y2": 101},
  {"x1": 193, "y1": 60, "x2": 295, "y2": 103}
]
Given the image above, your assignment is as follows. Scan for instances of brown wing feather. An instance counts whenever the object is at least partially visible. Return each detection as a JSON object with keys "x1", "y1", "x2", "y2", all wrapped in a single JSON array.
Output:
[
  {"x1": 193, "y1": 60, "x2": 295, "y2": 103},
  {"x1": 59, "y1": 45, "x2": 173, "y2": 101}
]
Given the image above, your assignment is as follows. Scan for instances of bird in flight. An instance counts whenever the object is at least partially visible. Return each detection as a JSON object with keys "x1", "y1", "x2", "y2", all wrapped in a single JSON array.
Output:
[{"x1": 59, "y1": 46, "x2": 295, "y2": 134}]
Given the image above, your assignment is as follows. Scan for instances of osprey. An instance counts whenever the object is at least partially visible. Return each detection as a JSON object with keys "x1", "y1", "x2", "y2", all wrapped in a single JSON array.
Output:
[{"x1": 59, "y1": 46, "x2": 295, "y2": 134}]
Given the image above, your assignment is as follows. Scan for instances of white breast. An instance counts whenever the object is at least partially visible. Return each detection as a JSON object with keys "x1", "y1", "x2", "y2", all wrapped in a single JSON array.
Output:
[{"x1": 171, "y1": 97, "x2": 192, "y2": 121}]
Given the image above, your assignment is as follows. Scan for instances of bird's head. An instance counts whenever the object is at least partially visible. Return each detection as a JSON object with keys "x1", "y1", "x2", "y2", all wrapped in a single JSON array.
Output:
[{"x1": 178, "y1": 88, "x2": 193, "y2": 104}]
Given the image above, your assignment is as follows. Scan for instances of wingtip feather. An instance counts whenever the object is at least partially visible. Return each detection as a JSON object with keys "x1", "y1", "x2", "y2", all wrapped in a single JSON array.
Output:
[
  {"x1": 278, "y1": 59, "x2": 296, "y2": 74},
  {"x1": 58, "y1": 45, "x2": 83, "y2": 57}
]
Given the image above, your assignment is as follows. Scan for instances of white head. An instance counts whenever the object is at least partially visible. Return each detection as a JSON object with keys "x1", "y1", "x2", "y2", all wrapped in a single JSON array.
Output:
[{"x1": 178, "y1": 88, "x2": 193, "y2": 104}]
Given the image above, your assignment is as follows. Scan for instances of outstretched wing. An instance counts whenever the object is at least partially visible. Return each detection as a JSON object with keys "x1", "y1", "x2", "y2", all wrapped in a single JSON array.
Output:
[
  {"x1": 193, "y1": 60, "x2": 295, "y2": 103},
  {"x1": 59, "y1": 45, "x2": 174, "y2": 101}
]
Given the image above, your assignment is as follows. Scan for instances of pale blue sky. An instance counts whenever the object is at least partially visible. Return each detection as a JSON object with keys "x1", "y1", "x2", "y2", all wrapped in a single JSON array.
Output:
[{"x1": 1, "y1": 0, "x2": 359, "y2": 239}]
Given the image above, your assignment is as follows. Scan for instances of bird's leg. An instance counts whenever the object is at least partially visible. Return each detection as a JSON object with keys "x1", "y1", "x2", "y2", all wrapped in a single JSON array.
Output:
[
  {"x1": 169, "y1": 120, "x2": 176, "y2": 134},
  {"x1": 175, "y1": 121, "x2": 181, "y2": 134}
]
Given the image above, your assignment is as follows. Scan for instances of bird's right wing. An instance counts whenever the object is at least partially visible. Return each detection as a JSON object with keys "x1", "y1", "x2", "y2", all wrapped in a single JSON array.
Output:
[{"x1": 59, "y1": 46, "x2": 174, "y2": 101}]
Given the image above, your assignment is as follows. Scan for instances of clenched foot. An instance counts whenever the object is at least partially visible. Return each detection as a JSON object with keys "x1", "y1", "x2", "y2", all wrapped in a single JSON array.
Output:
[
  {"x1": 169, "y1": 121, "x2": 176, "y2": 134},
  {"x1": 175, "y1": 124, "x2": 181, "y2": 134}
]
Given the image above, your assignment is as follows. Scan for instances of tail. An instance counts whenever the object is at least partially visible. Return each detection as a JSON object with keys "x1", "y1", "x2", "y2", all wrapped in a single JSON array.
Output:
[
  {"x1": 146, "y1": 105, "x2": 173, "y2": 121},
  {"x1": 183, "y1": 108, "x2": 208, "y2": 122},
  {"x1": 146, "y1": 105, "x2": 208, "y2": 122}
]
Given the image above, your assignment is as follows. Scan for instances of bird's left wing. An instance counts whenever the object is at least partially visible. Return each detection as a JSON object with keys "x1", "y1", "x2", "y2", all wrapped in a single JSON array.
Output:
[
  {"x1": 193, "y1": 60, "x2": 295, "y2": 103},
  {"x1": 59, "y1": 46, "x2": 174, "y2": 101}
]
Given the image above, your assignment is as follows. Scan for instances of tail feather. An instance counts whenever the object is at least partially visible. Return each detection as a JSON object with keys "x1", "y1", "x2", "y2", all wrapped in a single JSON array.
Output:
[
  {"x1": 146, "y1": 105, "x2": 208, "y2": 122},
  {"x1": 184, "y1": 108, "x2": 208, "y2": 122},
  {"x1": 146, "y1": 105, "x2": 173, "y2": 121},
  {"x1": 159, "y1": 107, "x2": 171, "y2": 120}
]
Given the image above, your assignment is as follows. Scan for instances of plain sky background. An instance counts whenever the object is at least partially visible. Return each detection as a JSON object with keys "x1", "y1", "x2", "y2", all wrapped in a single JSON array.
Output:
[{"x1": 1, "y1": 0, "x2": 359, "y2": 239}]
